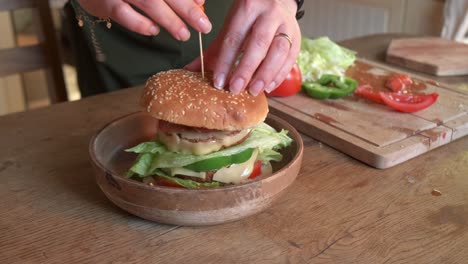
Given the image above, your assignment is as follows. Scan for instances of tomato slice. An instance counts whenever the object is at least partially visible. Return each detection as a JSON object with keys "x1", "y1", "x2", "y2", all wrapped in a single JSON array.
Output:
[
  {"x1": 248, "y1": 160, "x2": 262, "y2": 179},
  {"x1": 268, "y1": 63, "x2": 302, "y2": 97},
  {"x1": 155, "y1": 177, "x2": 184, "y2": 188},
  {"x1": 379, "y1": 92, "x2": 439, "y2": 113},
  {"x1": 354, "y1": 84, "x2": 383, "y2": 103},
  {"x1": 385, "y1": 74, "x2": 413, "y2": 92}
]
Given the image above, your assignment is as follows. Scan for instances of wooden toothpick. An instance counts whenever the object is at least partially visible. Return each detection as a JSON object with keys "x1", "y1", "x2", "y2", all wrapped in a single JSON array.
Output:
[{"x1": 199, "y1": 31, "x2": 205, "y2": 79}]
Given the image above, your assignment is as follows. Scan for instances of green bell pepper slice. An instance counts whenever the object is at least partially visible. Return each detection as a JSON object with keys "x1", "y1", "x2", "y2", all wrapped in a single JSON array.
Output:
[
  {"x1": 184, "y1": 148, "x2": 255, "y2": 172},
  {"x1": 303, "y1": 74, "x2": 358, "y2": 99}
]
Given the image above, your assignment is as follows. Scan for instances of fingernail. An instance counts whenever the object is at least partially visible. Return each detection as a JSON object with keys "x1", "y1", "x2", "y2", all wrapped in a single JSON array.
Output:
[
  {"x1": 178, "y1": 27, "x2": 190, "y2": 41},
  {"x1": 249, "y1": 80, "x2": 265, "y2": 96},
  {"x1": 230, "y1": 77, "x2": 245, "y2": 94},
  {"x1": 198, "y1": 17, "x2": 212, "y2": 33},
  {"x1": 214, "y1": 73, "x2": 226, "y2": 89},
  {"x1": 149, "y1": 25, "x2": 159, "y2": 36},
  {"x1": 265, "y1": 81, "x2": 277, "y2": 93}
]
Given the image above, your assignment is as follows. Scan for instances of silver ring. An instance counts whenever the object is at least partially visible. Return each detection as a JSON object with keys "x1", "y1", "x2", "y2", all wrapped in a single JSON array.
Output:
[{"x1": 275, "y1": 33, "x2": 293, "y2": 48}]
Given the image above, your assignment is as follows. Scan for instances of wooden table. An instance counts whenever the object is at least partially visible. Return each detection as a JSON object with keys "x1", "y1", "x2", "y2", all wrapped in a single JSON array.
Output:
[
  {"x1": 339, "y1": 33, "x2": 468, "y2": 90},
  {"x1": 1, "y1": 35, "x2": 468, "y2": 263}
]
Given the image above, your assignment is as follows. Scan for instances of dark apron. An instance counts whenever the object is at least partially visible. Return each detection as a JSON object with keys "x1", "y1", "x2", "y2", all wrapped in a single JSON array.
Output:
[{"x1": 63, "y1": 1, "x2": 233, "y2": 97}]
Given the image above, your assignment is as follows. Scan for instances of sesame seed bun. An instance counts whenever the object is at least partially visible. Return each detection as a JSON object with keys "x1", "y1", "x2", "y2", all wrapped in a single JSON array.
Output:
[{"x1": 141, "y1": 69, "x2": 269, "y2": 131}]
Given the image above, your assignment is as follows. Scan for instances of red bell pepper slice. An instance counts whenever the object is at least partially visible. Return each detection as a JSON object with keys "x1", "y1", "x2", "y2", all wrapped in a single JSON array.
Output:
[
  {"x1": 355, "y1": 84, "x2": 383, "y2": 103},
  {"x1": 379, "y1": 92, "x2": 439, "y2": 113},
  {"x1": 248, "y1": 160, "x2": 262, "y2": 179},
  {"x1": 155, "y1": 177, "x2": 184, "y2": 188},
  {"x1": 385, "y1": 74, "x2": 413, "y2": 92}
]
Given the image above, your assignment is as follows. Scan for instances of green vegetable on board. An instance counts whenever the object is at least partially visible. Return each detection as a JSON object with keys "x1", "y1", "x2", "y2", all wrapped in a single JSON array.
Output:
[
  {"x1": 303, "y1": 74, "x2": 358, "y2": 99},
  {"x1": 297, "y1": 37, "x2": 358, "y2": 100}
]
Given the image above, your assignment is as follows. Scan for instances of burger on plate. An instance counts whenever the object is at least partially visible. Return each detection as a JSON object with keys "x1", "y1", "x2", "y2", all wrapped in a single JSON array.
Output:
[{"x1": 125, "y1": 69, "x2": 292, "y2": 188}]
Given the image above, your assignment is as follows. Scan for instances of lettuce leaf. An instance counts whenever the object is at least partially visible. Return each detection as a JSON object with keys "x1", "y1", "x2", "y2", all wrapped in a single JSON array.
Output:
[
  {"x1": 128, "y1": 168, "x2": 221, "y2": 189},
  {"x1": 298, "y1": 37, "x2": 356, "y2": 82},
  {"x1": 125, "y1": 122, "x2": 292, "y2": 177},
  {"x1": 126, "y1": 141, "x2": 165, "y2": 154},
  {"x1": 156, "y1": 174, "x2": 221, "y2": 189},
  {"x1": 257, "y1": 148, "x2": 282, "y2": 163},
  {"x1": 127, "y1": 153, "x2": 154, "y2": 176}
]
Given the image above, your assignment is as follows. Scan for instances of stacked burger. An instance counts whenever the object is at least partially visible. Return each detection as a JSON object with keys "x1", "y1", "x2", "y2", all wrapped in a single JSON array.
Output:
[{"x1": 126, "y1": 69, "x2": 292, "y2": 188}]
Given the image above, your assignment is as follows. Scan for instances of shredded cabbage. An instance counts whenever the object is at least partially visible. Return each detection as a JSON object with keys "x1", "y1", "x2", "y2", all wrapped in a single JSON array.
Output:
[{"x1": 297, "y1": 37, "x2": 356, "y2": 82}]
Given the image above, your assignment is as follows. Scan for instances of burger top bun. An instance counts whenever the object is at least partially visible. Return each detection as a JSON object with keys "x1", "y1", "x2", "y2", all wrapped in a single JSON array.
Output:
[{"x1": 141, "y1": 69, "x2": 269, "y2": 131}]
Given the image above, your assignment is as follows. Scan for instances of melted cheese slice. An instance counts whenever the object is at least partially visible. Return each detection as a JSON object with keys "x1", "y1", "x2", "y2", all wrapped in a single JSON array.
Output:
[
  {"x1": 213, "y1": 149, "x2": 258, "y2": 184},
  {"x1": 158, "y1": 129, "x2": 251, "y2": 155}
]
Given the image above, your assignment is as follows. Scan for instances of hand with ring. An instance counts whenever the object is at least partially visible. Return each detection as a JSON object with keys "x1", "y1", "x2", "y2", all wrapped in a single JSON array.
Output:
[
  {"x1": 78, "y1": 0, "x2": 212, "y2": 40},
  {"x1": 185, "y1": 0, "x2": 302, "y2": 96}
]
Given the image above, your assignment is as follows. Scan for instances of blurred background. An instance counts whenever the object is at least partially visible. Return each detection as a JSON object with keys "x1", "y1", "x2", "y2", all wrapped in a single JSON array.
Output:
[{"x1": 0, "y1": 0, "x2": 466, "y2": 116}]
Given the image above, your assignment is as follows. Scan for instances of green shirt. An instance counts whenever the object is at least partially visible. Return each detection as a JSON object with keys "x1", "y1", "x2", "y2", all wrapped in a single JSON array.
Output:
[{"x1": 65, "y1": 1, "x2": 233, "y2": 96}]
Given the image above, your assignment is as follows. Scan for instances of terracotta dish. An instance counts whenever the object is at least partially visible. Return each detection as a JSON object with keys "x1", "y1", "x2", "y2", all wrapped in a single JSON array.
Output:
[{"x1": 89, "y1": 112, "x2": 303, "y2": 226}]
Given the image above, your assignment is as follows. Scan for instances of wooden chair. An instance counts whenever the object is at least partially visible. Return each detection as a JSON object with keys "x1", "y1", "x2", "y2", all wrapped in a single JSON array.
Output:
[
  {"x1": 0, "y1": 0, "x2": 68, "y2": 105},
  {"x1": 454, "y1": 10, "x2": 468, "y2": 43}
]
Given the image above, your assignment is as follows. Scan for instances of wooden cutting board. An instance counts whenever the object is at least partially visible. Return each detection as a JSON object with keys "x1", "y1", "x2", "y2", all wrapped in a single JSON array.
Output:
[
  {"x1": 386, "y1": 37, "x2": 468, "y2": 76},
  {"x1": 268, "y1": 59, "x2": 468, "y2": 169}
]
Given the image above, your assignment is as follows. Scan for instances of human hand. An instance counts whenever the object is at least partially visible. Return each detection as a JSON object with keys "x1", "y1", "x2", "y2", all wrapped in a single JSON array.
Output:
[
  {"x1": 78, "y1": 0, "x2": 212, "y2": 40},
  {"x1": 185, "y1": 0, "x2": 301, "y2": 96}
]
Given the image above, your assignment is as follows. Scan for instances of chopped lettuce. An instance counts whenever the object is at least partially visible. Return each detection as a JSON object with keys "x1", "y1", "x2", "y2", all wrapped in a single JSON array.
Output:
[
  {"x1": 153, "y1": 169, "x2": 221, "y2": 189},
  {"x1": 297, "y1": 37, "x2": 356, "y2": 82},
  {"x1": 257, "y1": 148, "x2": 282, "y2": 163},
  {"x1": 156, "y1": 174, "x2": 221, "y2": 189},
  {"x1": 127, "y1": 153, "x2": 154, "y2": 176},
  {"x1": 127, "y1": 168, "x2": 221, "y2": 189},
  {"x1": 125, "y1": 122, "x2": 292, "y2": 178},
  {"x1": 126, "y1": 141, "x2": 165, "y2": 154}
]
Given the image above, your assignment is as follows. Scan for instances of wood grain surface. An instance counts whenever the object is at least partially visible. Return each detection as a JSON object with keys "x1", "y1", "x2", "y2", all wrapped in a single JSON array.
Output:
[
  {"x1": 339, "y1": 33, "x2": 468, "y2": 94},
  {"x1": 269, "y1": 59, "x2": 468, "y2": 169},
  {"x1": 386, "y1": 37, "x2": 468, "y2": 76},
  {"x1": 1, "y1": 85, "x2": 468, "y2": 264},
  {"x1": 1, "y1": 34, "x2": 468, "y2": 263},
  {"x1": 0, "y1": 45, "x2": 46, "y2": 77},
  {"x1": 0, "y1": 0, "x2": 68, "y2": 104}
]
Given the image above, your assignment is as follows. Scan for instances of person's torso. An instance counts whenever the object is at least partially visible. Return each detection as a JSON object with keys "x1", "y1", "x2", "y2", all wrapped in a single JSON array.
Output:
[{"x1": 79, "y1": 1, "x2": 233, "y2": 90}]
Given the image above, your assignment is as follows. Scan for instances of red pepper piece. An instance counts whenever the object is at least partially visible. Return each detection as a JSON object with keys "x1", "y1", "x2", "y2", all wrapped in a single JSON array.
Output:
[{"x1": 248, "y1": 161, "x2": 262, "y2": 179}]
